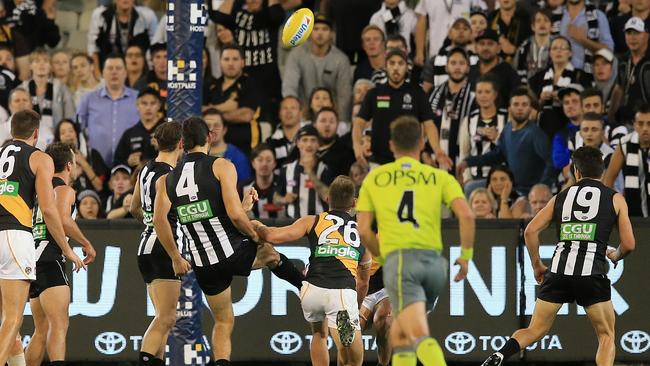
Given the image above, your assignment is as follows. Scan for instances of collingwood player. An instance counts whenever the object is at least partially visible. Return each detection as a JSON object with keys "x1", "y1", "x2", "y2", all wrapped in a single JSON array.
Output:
[
  {"x1": 253, "y1": 176, "x2": 371, "y2": 366},
  {"x1": 482, "y1": 146, "x2": 636, "y2": 366},
  {"x1": 25, "y1": 142, "x2": 96, "y2": 366},
  {"x1": 0, "y1": 110, "x2": 84, "y2": 365},
  {"x1": 153, "y1": 117, "x2": 304, "y2": 366},
  {"x1": 129, "y1": 122, "x2": 184, "y2": 366}
]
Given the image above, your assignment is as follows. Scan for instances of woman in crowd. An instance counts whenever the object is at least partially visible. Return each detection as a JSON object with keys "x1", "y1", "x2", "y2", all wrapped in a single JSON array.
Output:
[
  {"x1": 51, "y1": 50, "x2": 72, "y2": 89},
  {"x1": 125, "y1": 44, "x2": 148, "y2": 88},
  {"x1": 304, "y1": 87, "x2": 349, "y2": 135},
  {"x1": 54, "y1": 119, "x2": 108, "y2": 193},
  {"x1": 208, "y1": 23, "x2": 236, "y2": 79},
  {"x1": 468, "y1": 11, "x2": 489, "y2": 53},
  {"x1": 469, "y1": 188, "x2": 496, "y2": 219},
  {"x1": 352, "y1": 79, "x2": 374, "y2": 118},
  {"x1": 70, "y1": 53, "x2": 101, "y2": 106},
  {"x1": 77, "y1": 190, "x2": 104, "y2": 220},
  {"x1": 485, "y1": 165, "x2": 527, "y2": 219}
]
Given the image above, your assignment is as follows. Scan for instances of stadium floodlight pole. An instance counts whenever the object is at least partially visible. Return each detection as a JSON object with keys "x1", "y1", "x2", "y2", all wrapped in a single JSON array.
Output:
[{"x1": 165, "y1": 1, "x2": 210, "y2": 366}]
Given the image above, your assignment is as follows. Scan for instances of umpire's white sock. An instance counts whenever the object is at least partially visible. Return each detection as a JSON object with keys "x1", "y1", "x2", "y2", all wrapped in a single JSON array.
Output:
[{"x1": 7, "y1": 352, "x2": 26, "y2": 366}]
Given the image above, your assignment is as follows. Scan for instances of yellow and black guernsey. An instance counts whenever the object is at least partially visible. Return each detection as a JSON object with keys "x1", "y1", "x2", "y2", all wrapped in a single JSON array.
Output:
[
  {"x1": 367, "y1": 258, "x2": 384, "y2": 295},
  {"x1": 0, "y1": 141, "x2": 38, "y2": 232},
  {"x1": 306, "y1": 210, "x2": 365, "y2": 290}
]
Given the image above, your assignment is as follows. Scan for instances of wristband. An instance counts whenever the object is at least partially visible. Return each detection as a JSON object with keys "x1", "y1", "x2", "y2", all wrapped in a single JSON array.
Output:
[{"x1": 460, "y1": 247, "x2": 474, "y2": 261}]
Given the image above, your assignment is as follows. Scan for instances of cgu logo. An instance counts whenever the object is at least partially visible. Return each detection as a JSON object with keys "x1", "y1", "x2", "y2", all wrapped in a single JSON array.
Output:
[
  {"x1": 561, "y1": 223, "x2": 595, "y2": 235},
  {"x1": 0, "y1": 180, "x2": 18, "y2": 196},
  {"x1": 290, "y1": 19, "x2": 310, "y2": 46},
  {"x1": 177, "y1": 200, "x2": 213, "y2": 223}
]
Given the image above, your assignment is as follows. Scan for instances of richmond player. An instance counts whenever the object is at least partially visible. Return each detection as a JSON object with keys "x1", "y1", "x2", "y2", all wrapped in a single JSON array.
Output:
[{"x1": 254, "y1": 176, "x2": 372, "y2": 366}]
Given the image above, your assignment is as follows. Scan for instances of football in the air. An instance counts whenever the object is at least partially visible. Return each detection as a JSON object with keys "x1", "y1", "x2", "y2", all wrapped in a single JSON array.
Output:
[{"x1": 281, "y1": 8, "x2": 315, "y2": 48}]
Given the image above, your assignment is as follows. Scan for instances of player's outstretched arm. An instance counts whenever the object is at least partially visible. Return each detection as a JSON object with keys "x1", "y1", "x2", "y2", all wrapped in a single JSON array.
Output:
[
  {"x1": 608, "y1": 193, "x2": 636, "y2": 264},
  {"x1": 214, "y1": 159, "x2": 260, "y2": 243},
  {"x1": 32, "y1": 151, "x2": 85, "y2": 272},
  {"x1": 57, "y1": 185, "x2": 95, "y2": 264},
  {"x1": 450, "y1": 197, "x2": 475, "y2": 282},
  {"x1": 524, "y1": 196, "x2": 556, "y2": 284},
  {"x1": 255, "y1": 216, "x2": 314, "y2": 244},
  {"x1": 129, "y1": 172, "x2": 144, "y2": 222},
  {"x1": 357, "y1": 211, "x2": 380, "y2": 258},
  {"x1": 153, "y1": 175, "x2": 190, "y2": 275}
]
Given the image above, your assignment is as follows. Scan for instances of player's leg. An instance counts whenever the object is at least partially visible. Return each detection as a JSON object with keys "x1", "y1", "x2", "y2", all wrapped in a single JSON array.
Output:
[
  {"x1": 9, "y1": 335, "x2": 24, "y2": 366},
  {"x1": 39, "y1": 285, "x2": 70, "y2": 363},
  {"x1": 585, "y1": 301, "x2": 616, "y2": 366},
  {"x1": 25, "y1": 297, "x2": 48, "y2": 366},
  {"x1": 253, "y1": 241, "x2": 303, "y2": 289},
  {"x1": 309, "y1": 321, "x2": 330, "y2": 366},
  {"x1": 482, "y1": 299, "x2": 562, "y2": 366},
  {"x1": 205, "y1": 287, "x2": 234, "y2": 365},
  {"x1": 140, "y1": 280, "x2": 180, "y2": 364},
  {"x1": 0, "y1": 279, "x2": 30, "y2": 365},
  {"x1": 330, "y1": 325, "x2": 363, "y2": 366},
  {"x1": 373, "y1": 297, "x2": 393, "y2": 366}
]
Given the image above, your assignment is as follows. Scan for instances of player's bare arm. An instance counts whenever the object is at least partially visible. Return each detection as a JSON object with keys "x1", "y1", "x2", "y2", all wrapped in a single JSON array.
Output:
[
  {"x1": 451, "y1": 197, "x2": 476, "y2": 282},
  {"x1": 31, "y1": 151, "x2": 85, "y2": 272},
  {"x1": 129, "y1": 172, "x2": 144, "y2": 222},
  {"x1": 357, "y1": 211, "x2": 380, "y2": 257},
  {"x1": 153, "y1": 175, "x2": 191, "y2": 275},
  {"x1": 524, "y1": 196, "x2": 557, "y2": 284},
  {"x1": 356, "y1": 251, "x2": 372, "y2": 307},
  {"x1": 608, "y1": 193, "x2": 636, "y2": 263},
  {"x1": 56, "y1": 185, "x2": 96, "y2": 264},
  {"x1": 214, "y1": 158, "x2": 260, "y2": 243},
  {"x1": 255, "y1": 216, "x2": 315, "y2": 243}
]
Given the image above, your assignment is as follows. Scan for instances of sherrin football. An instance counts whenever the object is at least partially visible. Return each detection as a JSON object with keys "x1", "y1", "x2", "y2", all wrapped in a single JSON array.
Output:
[{"x1": 282, "y1": 8, "x2": 315, "y2": 48}]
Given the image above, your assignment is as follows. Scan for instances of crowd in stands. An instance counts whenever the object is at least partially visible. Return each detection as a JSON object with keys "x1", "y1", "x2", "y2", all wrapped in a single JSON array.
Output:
[{"x1": 3, "y1": 0, "x2": 650, "y2": 221}]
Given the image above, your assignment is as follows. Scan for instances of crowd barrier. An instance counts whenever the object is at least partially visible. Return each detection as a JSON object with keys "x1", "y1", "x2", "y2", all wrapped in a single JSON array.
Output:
[{"x1": 18, "y1": 218, "x2": 650, "y2": 363}]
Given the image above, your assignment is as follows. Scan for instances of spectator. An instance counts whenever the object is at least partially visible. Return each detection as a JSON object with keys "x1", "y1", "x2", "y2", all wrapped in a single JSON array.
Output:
[
  {"x1": 314, "y1": 107, "x2": 355, "y2": 177},
  {"x1": 114, "y1": 88, "x2": 163, "y2": 169},
  {"x1": 352, "y1": 79, "x2": 374, "y2": 117},
  {"x1": 469, "y1": 187, "x2": 497, "y2": 218},
  {"x1": 429, "y1": 48, "x2": 475, "y2": 170},
  {"x1": 470, "y1": 11, "x2": 489, "y2": 44},
  {"x1": 611, "y1": 0, "x2": 650, "y2": 56},
  {"x1": 70, "y1": 53, "x2": 101, "y2": 106},
  {"x1": 211, "y1": 23, "x2": 236, "y2": 78},
  {"x1": 581, "y1": 86, "x2": 627, "y2": 147},
  {"x1": 0, "y1": 85, "x2": 21, "y2": 141},
  {"x1": 617, "y1": 17, "x2": 650, "y2": 125},
  {"x1": 414, "y1": 0, "x2": 474, "y2": 65},
  {"x1": 54, "y1": 118, "x2": 108, "y2": 194},
  {"x1": 105, "y1": 164, "x2": 134, "y2": 219},
  {"x1": 134, "y1": 42, "x2": 166, "y2": 112},
  {"x1": 604, "y1": 105, "x2": 650, "y2": 217},
  {"x1": 369, "y1": 0, "x2": 417, "y2": 52},
  {"x1": 370, "y1": 34, "x2": 421, "y2": 88},
  {"x1": 520, "y1": 183, "x2": 552, "y2": 218},
  {"x1": 459, "y1": 76, "x2": 507, "y2": 188},
  {"x1": 203, "y1": 44, "x2": 262, "y2": 156},
  {"x1": 486, "y1": 165, "x2": 527, "y2": 218},
  {"x1": 488, "y1": 0, "x2": 532, "y2": 63},
  {"x1": 319, "y1": 0, "x2": 382, "y2": 62},
  {"x1": 211, "y1": 0, "x2": 284, "y2": 122},
  {"x1": 354, "y1": 25, "x2": 386, "y2": 82},
  {"x1": 469, "y1": 29, "x2": 520, "y2": 108},
  {"x1": 275, "y1": 124, "x2": 333, "y2": 218},
  {"x1": 353, "y1": 48, "x2": 450, "y2": 167},
  {"x1": 77, "y1": 190, "x2": 105, "y2": 220},
  {"x1": 592, "y1": 48, "x2": 623, "y2": 124},
  {"x1": 268, "y1": 96, "x2": 305, "y2": 167},
  {"x1": 124, "y1": 44, "x2": 147, "y2": 88},
  {"x1": 204, "y1": 108, "x2": 252, "y2": 183},
  {"x1": 202, "y1": 47, "x2": 219, "y2": 108},
  {"x1": 87, "y1": 0, "x2": 158, "y2": 69},
  {"x1": 282, "y1": 16, "x2": 353, "y2": 121},
  {"x1": 552, "y1": 86, "x2": 584, "y2": 174},
  {"x1": 560, "y1": 0, "x2": 614, "y2": 73},
  {"x1": 349, "y1": 161, "x2": 369, "y2": 194},
  {"x1": 77, "y1": 53, "x2": 140, "y2": 166},
  {"x1": 514, "y1": 9, "x2": 553, "y2": 83},
  {"x1": 20, "y1": 48, "x2": 75, "y2": 149},
  {"x1": 51, "y1": 50, "x2": 71, "y2": 89},
  {"x1": 240, "y1": 143, "x2": 282, "y2": 219},
  {"x1": 0, "y1": 45, "x2": 19, "y2": 110},
  {"x1": 422, "y1": 17, "x2": 478, "y2": 92},
  {"x1": 304, "y1": 87, "x2": 349, "y2": 135},
  {"x1": 457, "y1": 87, "x2": 556, "y2": 196}
]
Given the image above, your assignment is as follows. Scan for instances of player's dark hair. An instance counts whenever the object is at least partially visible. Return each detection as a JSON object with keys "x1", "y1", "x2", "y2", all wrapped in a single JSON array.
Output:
[
  {"x1": 11, "y1": 110, "x2": 41, "y2": 139},
  {"x1": 572, "y1": 146, "x2": 604, "y2": 178},
  {"x1": 154, "y1": 122, "x2": 183, "y2": 152},
  {"x1": 329, "y1": 175, "x2": 356, "y2": 210},
  {"x1": 251, "y1": 143, "x2": 275, "y2": 160},
  {"x1": 390, "y1": 116, "x2": 422, "y2": 152},
  {"x1": 182, "y1": 117, "x2": 210, "y2": 151},
  {"x1": 46, "y1": 142, "x2": 74, "y2": 173},
  {"x1": 582, "y1": 112, "x2": 604, "y2": 124},
  {"x1": 221, "y1": 44, "x2": 244, "y2": 58}
]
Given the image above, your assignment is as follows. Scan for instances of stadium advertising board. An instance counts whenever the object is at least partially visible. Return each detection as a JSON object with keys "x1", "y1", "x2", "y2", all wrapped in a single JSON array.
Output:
[{"x1": 18, "y1": 220, "x2": 650, "y2": 363}]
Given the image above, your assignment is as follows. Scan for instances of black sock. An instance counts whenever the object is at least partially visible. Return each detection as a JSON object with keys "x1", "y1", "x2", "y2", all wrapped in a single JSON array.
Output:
[
  {"x1": 139, "y1": 352, "x2": 156, "y2": 366},
  {"x1": 270, "y1": 253, "x2": 304, "y2": 289},
  {"x1": 498, "y1": 338, "x2": 521, "y2": 360},
  {"x1": 214, "y1": 359, "x2": 231, "y2": 366},
  {"x1": 50, "y1": 362, "x2": 66, "y2": 366}
]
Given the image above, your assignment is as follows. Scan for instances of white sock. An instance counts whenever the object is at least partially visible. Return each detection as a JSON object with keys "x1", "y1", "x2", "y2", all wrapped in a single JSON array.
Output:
[{"x1": 7, "y1": 352, "x2": 26, "y2": 366}]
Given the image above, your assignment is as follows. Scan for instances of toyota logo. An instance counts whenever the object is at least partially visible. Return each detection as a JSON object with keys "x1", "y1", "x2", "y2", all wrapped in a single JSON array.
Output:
[
  {"x1": 445, "y1": 331, "x2": 476, "y2": 355},
  {"x1": 270, "y1": 331, "x2": 303, "y2": 355},
  {"x1": 95, "y1": 332, "x2": 127, "y2": 355},
  {"x1": 621, "y1": 330, "x2": 650, "y2": 354}
]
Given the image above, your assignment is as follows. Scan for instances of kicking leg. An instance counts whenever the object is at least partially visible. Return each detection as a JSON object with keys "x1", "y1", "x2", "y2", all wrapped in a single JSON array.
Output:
[
  {"x1": 585, "y1": 301, "x2": 616, "y2": 366},
  {"x1": 206, "y1": 287, "x2": 234, "y2": 365},
  {"x1": 25, "y1": 298, "x2": 47, "y2": 366},
  {"x1": 39, "y1": 286, "x2": 70, "y2": 362},
  {"x1": 0, "y1": 280, "x2": 29, "y2": 365},
  {"x1": 253, "y1": 242, "x2": 303, "y2": 289}
]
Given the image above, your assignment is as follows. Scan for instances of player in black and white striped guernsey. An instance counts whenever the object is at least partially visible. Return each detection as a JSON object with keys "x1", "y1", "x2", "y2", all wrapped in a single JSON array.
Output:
[
  {"x1": 25, "y1": 142, "x2": 96, "y2": 366},
  {"x1": 482, "y1": 146, "x2": 636, "y2": 366},
  {"x1": 153, "y1": 117, "x2": 304, "y2": 366},
  {"x1": 128, "y1": 122, "x2": 184, "y2": 366}
]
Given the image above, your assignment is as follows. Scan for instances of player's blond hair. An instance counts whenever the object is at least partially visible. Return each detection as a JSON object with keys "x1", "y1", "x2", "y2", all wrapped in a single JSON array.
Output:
[{"x1": 329, "y1": 175, "x2": 356, "y2": 210}]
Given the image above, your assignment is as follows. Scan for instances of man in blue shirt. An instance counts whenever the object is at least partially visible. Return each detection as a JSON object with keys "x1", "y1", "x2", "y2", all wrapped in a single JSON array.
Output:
[
  {"x1": 457, "y1": 87, "x2": 556, "y2": 196},
  {"x1": 76, "y1": 53, "x2": 140, "y2": 166},
  {"x1": 552, "y1": 85, "x2": 584, "y2": 171},
  {"x1": 560, "y1": 0, "x2": 614, "y2": 72},
  {"x1": 204, "y1": 108, "x2": 252, "y2": 183}
]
